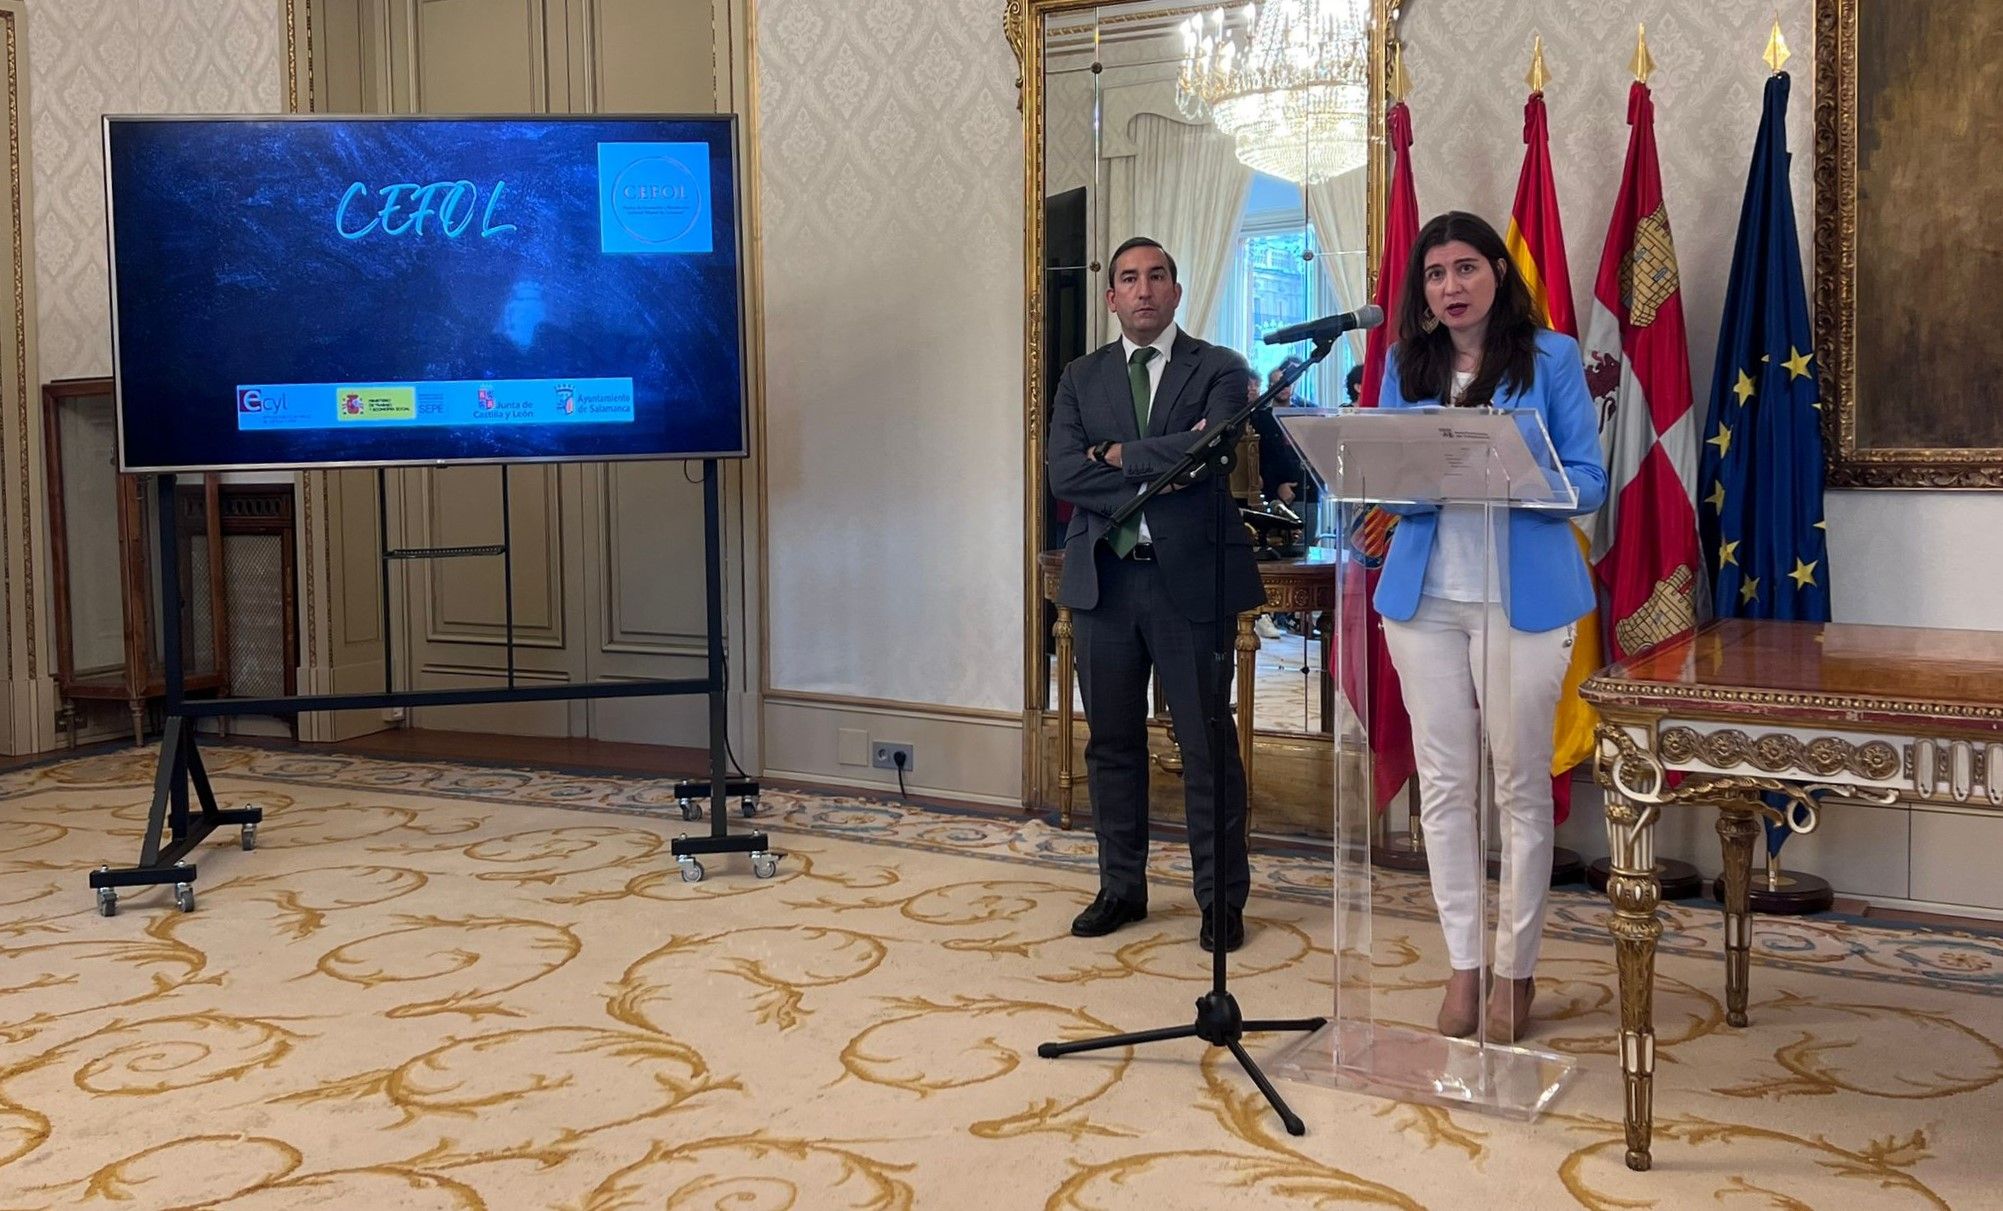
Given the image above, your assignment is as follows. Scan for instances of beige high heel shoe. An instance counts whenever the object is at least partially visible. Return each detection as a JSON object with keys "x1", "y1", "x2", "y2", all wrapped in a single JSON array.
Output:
[
  {"x1": 1484, "y1": 976, "x2": 1537, "y2": 1043},
  {"x1": 1437, "y1": 968, "x2": 1483, "y2": 1038}
]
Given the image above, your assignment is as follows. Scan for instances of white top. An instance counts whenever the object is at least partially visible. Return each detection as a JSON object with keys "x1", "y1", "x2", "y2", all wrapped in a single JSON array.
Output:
[
  {"x1": 1118, "y1": 322, "x2": 1179, "y2": 543},
  {"x1": 1420, "y1": 370, "x2": 1501, "y2": 603}
]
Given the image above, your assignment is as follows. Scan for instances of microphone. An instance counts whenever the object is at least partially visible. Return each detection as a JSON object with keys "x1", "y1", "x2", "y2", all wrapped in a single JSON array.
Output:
[{"x1": 1262, "y1": 303, "x2": 1384, "y2": 345}]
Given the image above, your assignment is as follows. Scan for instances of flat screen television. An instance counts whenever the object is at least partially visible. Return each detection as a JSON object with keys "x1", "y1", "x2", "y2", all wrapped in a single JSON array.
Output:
[{"x1": 106, "y1": 114, "x2": 749, "y2": 472}]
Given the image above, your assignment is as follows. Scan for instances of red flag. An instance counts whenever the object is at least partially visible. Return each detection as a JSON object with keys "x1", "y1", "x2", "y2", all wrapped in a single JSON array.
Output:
[
  {"x1": 1505, "y1": 93, "x2": 1578, "y2": 336},
  {"x1": 1505, "y1": 89, "x2": 1597, "y2": 826},
  {"x1": 1359, "y1": 103, "x2": 1418, "y2": 410},
  {"x1": 1585, "y1": 81, "x2": 1701, "y2": 662},
  {"x1": 1342, "y1": 101, "x2": 1417, "y2": 812}
]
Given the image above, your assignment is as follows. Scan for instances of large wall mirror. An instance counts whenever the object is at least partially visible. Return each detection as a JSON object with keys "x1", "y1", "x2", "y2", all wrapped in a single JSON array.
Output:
[{"x1": 1011, "y1": 1, "x2": 1398, "y2": 826}]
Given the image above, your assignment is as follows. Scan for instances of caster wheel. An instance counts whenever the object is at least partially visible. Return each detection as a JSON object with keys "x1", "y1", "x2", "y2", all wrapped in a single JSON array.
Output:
[
  {"x1": 241, "y1": 823, "x2": 258, "y2": 852},
  {"x1": 740, "y1": 797, "x2": 760, "y2": 819},
  {"x1": 174, "y1": 883, "x2": 196, "y2": 913},
  {"x1": 751, "y1": 854, "x2": 778, "y2": 880},
  {"x1": 679, "y1": 859, "x2": 706, "y2": 884},
  {"x1": 679, "y1": 800, "x2": 701, "y2": 822},
  {"x1": 97, "y1": 887, "x2": 118, "y2": 918}
]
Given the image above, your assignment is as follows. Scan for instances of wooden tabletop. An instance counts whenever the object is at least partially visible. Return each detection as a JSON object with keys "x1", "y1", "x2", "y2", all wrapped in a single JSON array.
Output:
[{"x1": 1580, "y1": 618, "x2": 2003, "y2": 731}]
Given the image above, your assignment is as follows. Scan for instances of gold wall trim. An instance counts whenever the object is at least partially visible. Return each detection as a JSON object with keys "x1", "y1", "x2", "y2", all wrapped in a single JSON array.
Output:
[
  {"x1": 1814, "y1": 0, "x2": 2003, "y2": 489},
  {"x1": 4, "y1": 3, "x2": 30, "y2": 681},
  {"x1": 283, "y1": 1, "x2": 318, "y2": 674}
]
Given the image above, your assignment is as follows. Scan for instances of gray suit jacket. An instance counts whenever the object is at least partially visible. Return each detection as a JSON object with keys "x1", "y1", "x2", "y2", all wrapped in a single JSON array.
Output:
[{"x1": 1046, "y1": 330, "x2": 1266, "y2": 622}]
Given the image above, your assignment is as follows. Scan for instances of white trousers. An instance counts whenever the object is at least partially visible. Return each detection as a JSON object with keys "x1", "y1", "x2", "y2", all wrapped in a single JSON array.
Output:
[{"x1": 1382, "y1": 596, "x2": 1575, "y2": 979}]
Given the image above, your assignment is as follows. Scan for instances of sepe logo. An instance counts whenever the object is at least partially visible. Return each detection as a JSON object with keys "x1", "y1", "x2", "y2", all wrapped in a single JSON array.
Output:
[{"x1": 236, "y1": 388, "x2": 263, "y2": 413}]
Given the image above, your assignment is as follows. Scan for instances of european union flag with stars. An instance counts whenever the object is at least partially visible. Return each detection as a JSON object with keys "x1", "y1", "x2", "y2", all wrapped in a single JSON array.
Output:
[{"x1": 1699, "y1": 71, "x2": 1830, "y2": 624}]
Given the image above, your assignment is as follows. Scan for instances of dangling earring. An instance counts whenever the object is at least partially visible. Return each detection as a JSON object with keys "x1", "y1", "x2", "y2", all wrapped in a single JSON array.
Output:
[{"x1": 1420, "y1": 309, "x2": 1439, "y2": 334}]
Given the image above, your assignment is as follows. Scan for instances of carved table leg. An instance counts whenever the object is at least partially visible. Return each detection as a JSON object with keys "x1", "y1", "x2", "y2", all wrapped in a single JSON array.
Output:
[
  {"x1": 1236, "y1": 612, "x2": 1257, "y2": 844},
  {"x1": 1605, "y1": 792, "x2": 1663, "y2": 1172},
  {"x1": 1715, "y1": 808, "x2": 1761, "y2": 1029},
  {"x1": 1055, "y1": 606, "x2": 1075, "y2": 830}
]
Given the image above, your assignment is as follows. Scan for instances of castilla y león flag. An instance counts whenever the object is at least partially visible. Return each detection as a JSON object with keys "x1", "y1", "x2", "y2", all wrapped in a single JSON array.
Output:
[{"x1": 1584, "y1": 80, "x2": 1701, "y2": 664}]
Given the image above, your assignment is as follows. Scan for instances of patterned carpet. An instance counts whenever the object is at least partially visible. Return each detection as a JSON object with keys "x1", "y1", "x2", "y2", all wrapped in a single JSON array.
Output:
[{"x1": 2, "y1": 745, "x2": 2001, "y2": 1208}]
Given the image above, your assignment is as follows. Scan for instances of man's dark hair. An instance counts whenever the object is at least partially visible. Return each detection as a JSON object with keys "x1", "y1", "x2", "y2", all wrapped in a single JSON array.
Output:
[
  {"x1": 1344, "y1": 363, "x2": 1365, "y2": 402},
  {"x1": 1109, "y1": 236, "x2": 1178, "y2": 283}
]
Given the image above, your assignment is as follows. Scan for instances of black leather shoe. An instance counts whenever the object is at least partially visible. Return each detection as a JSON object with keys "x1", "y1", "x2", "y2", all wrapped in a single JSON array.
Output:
[
  {"x1": 1200, "y1": 905, "x2": 1245, "y2": 953},
  {"x1": 1071, "y1": 890, "x2": 1148, "y2": 937}
]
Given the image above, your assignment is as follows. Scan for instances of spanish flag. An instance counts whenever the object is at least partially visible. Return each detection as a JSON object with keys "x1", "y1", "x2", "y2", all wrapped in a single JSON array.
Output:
[
  {"x1": 1505, "y1": 79, "x2": 1599, "y2": 825},
  {"x1": 1346, "y1": 99, "x2": 1419, "y2": 813}
]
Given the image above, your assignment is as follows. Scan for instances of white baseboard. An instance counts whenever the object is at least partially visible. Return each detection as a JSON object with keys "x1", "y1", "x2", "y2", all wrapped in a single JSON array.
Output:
[{"x1": 761, "y1": 692, "x2": 1022, "y2": 805}]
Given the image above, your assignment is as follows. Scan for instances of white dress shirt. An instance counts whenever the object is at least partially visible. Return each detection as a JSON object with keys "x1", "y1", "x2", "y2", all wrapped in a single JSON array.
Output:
[{"x1": 1422, "y1": 369, "x2": 1502, "y2": 602}]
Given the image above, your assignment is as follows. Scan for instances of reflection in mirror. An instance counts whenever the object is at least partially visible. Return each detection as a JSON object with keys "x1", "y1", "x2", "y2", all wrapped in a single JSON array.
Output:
[
  {"x1": 1035, "y1": 1, "x2": 1373, "y2": 737},
  {"x1": 55, "y1": 395, "x2": 126, "y2": 674}
]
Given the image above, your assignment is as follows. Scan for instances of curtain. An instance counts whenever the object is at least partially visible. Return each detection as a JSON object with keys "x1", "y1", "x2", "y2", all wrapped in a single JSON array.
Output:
[
  {"x1": 1307, "y1": 164, "x2": 1371, "y2": 366},
  {"x1": 1127, "y1": 113, "x2": 1253, "y2": 341}
]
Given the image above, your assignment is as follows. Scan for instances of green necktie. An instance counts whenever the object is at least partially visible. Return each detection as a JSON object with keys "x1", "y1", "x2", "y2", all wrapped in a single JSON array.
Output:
[{"x1": 1109, "y1": 346, "x2": 1158, "y2": 557}]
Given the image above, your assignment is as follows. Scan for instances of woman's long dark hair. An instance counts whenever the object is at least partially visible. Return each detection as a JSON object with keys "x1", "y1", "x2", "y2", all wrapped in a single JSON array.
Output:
[{"x1": 1394, "y1": 211, "x2": 1539, "y2": 407}]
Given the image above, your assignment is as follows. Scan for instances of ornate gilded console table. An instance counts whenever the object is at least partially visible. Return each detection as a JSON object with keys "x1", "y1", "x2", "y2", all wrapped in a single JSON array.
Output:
[
  {"x1": 1037, "y1": 548, "x2": 1337, "y2": 829},
  {"x1": 1581, "y1": 619, "x2": 2003, "y2": 1171}
]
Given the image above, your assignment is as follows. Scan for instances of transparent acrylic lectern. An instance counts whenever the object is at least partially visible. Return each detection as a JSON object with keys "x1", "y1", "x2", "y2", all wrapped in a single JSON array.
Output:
[{"x1": 1266, "y1": 405, "x2": 1582, "y2": 1121}]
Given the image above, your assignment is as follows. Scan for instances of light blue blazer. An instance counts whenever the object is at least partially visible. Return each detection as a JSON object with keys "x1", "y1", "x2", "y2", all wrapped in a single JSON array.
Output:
[{"x1": 1373, "y1": 329, "x2": 1608, "y2": 634}]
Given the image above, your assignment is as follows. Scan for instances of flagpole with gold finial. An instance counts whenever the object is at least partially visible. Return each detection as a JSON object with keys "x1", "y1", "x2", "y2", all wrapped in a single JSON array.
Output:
[
  {"x1": 1526, "y1": 32, "x2": 1550, "y2": 94},
  {"x1": 1389, "y1": 35, "x2": 1412, "y2": 104},
  {"x1": 1764, "y1": 15, "x2": 1791, "y2": 75},
  {"x1": 1632, "y1": 23, "x2": 1656, "y2": 85}
]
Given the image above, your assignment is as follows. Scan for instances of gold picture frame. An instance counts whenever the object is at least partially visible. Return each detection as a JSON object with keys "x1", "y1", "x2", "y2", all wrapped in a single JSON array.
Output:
[{"x1": 1815, "y1": 0, "x2": 2003, "y2": 489}]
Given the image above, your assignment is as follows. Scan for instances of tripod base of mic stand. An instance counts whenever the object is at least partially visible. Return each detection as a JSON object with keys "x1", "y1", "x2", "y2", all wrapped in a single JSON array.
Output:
[{"x1": 1039, "y1": 992, "x2": 1328, "y2": 1136}]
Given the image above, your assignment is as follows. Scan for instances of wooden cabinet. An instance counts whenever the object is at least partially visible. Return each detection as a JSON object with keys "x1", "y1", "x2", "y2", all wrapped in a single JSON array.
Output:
[{"x1": 41, "y1": 377, "x2": 228, "y2": 743}]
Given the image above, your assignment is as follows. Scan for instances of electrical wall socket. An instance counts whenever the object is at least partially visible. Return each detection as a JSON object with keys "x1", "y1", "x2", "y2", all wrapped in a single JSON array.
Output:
[{"x1": 871, "y1": 742, "x2": 915, "y2": 773}]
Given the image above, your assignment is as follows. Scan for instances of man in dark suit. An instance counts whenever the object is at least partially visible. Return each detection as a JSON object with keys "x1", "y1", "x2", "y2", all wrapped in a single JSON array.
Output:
[{"x1": 1046, "y1": 237, "x2": 1266, "y2": 953}]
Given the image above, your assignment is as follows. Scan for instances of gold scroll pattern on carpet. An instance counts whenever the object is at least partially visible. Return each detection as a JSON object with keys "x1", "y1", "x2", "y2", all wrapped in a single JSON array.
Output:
[{"x1": 0, "y1": 747, "x2": 1998, "y2": 1207}]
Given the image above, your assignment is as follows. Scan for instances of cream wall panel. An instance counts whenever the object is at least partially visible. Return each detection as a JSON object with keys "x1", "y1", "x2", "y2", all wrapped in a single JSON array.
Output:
[
  {"x1": 299, "y1": 467, "x2": 391, "y2": 741},
  {"x1": 763, "y1": 696, "x2": 1024, "y2": 808},
  {"x1": 416, "y1": 466, "x2": 565, "y2": 647},
  {"x1": 756, "y1": 0, "x2": 1023, "y2": 714},
  {"x1": 412, "y1": 0, "x2": 547, "y2": 113},
  {"x1": 583, "y1": 0, "x2": 717, "y2": 113},
  {"x1": 407, "y1": 663, "x2": 574, "y2": 736},
  {"x1": 1911, "y1": 810, "x2": 2003, "y2": 913},
  {"x1": 600, "y1": 463, "x2": 705, "y2": 652},
  {"x1": 314, "y1": 0, "x2": 376, "y2": 113}
]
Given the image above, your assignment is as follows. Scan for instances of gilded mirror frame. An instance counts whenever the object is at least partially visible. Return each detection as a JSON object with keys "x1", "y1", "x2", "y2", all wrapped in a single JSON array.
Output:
[
  {"x1": 1004, "y1": 0, "x2": 1407, "y2": 806},
  {"x1": 1813, "y1": 0, "x2": 2003, "y2": 489}
]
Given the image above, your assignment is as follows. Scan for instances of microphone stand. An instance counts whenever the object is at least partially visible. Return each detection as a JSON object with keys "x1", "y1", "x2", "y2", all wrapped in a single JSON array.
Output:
[{"x1": 1037, "y1": 336, "x2": 1336, "y2": 1136}]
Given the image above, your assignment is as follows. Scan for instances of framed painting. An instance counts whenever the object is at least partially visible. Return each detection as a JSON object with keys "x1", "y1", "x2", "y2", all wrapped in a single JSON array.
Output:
[{"x1": 1815, "y1": 0, "x2": 2003, "y2": 488}]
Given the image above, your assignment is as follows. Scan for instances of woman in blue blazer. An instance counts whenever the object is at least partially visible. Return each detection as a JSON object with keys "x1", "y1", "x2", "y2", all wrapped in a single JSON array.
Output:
[{"x1": 1373, "y1": 211, "x2": 1607, "y2": 1043}]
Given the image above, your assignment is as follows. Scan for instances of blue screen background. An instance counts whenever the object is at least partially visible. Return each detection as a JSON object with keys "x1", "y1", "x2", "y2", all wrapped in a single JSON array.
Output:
[{"x1": 109, "y1": 116, "x2": 747, "y2": 470}]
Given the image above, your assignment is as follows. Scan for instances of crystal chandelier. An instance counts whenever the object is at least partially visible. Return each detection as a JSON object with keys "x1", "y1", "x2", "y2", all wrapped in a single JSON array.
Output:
[{"x1": 1177, "y1": 0, "x2": 1372, "y2": 185}]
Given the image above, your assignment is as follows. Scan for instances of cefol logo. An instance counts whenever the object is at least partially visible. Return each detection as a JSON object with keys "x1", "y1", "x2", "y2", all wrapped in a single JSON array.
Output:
[{"x1": 609, "y1": 156, "x2": 702, "y2": 245}]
